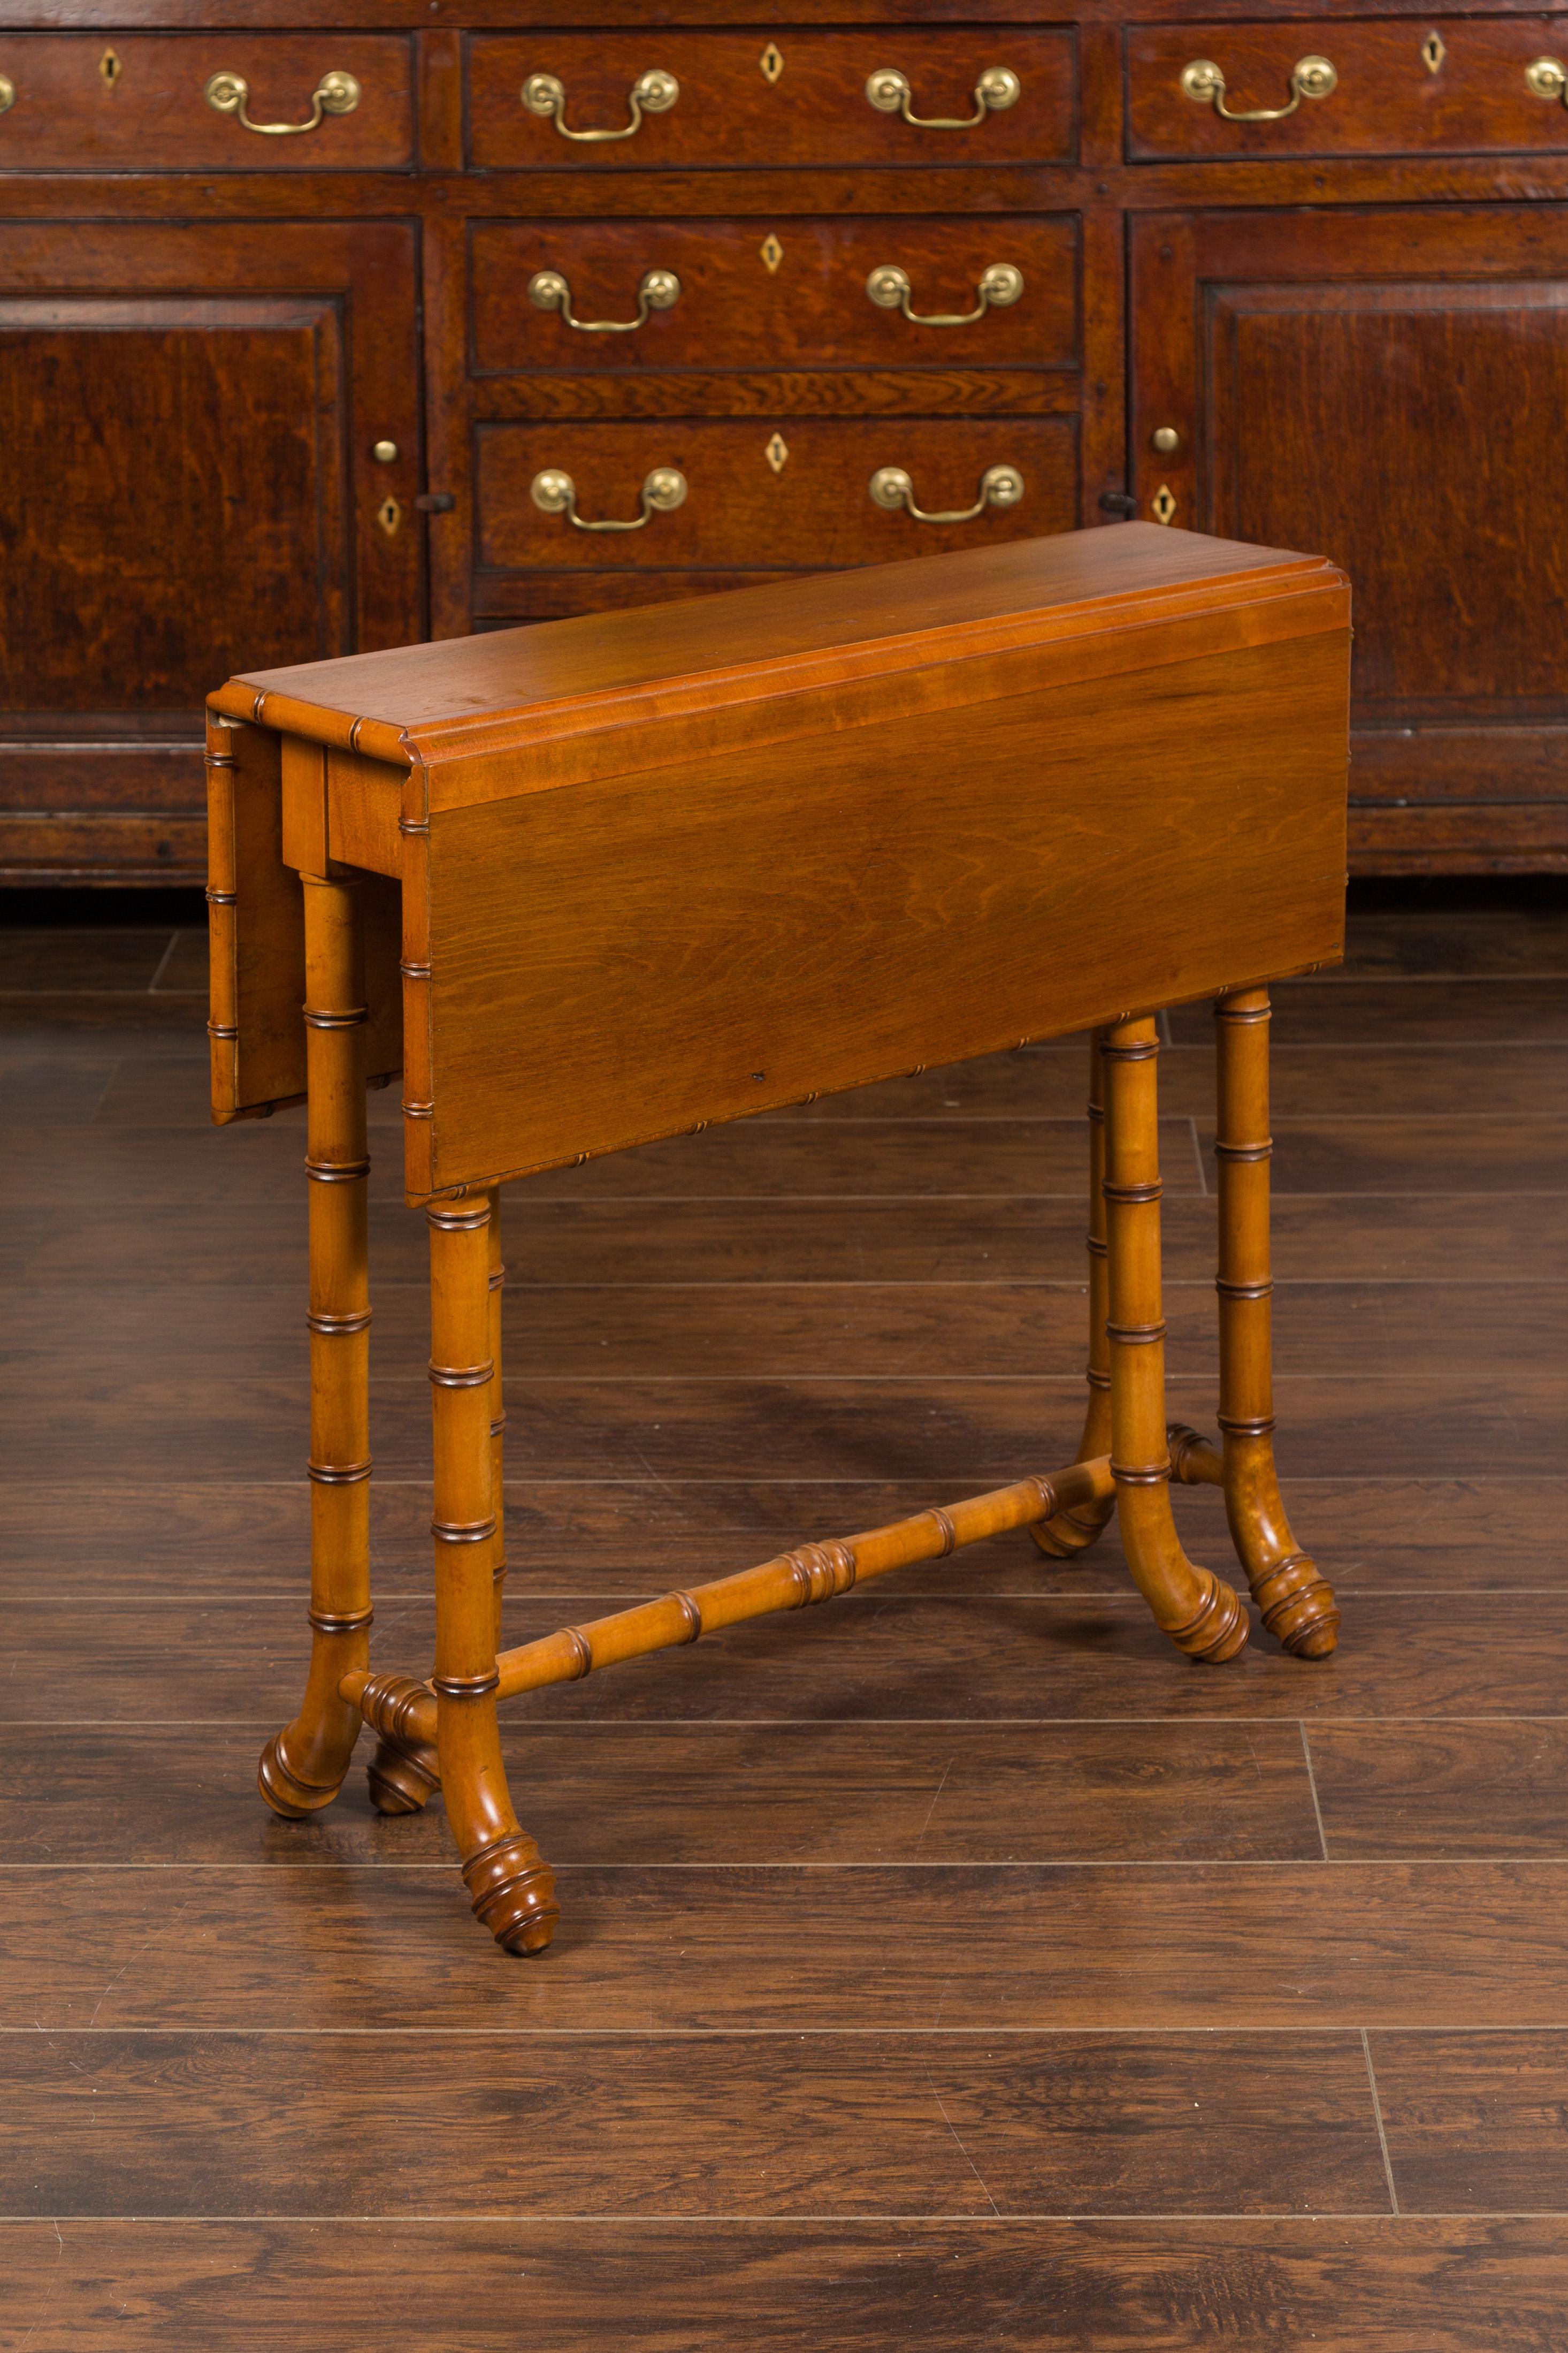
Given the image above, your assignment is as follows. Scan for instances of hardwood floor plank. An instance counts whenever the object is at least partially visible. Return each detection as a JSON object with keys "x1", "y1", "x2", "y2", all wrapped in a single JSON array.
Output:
[
  {"x1": 1337, "y1": 896, "x2": 1568, "y2": 977},
  {"x1": 9, "y1": 1371, "x2": 1557, "y2": 1483},
  {"x1": 1310, "y1": 1725, "x2": 1568, "y2": 1860},
  {"x1": 0, "y1": 1721, "x2": 1325, "y2": 1866},
  {"x1": 1, "y1": 1118, "x2": 1203, "y2": 1209},
  {"x1": 15, "y1": 1193, "x2": 1566, "y2": 1289},
  {"x1": 4, "y1": 1863, "x2": 1567, "y2": 2030},
  {"x1": 1371, "y1": 2031, "x2": 1568, "y2": 2213},
  {"x1": 0, "y1": 930, "x2": 176, "y2": 992},
  {"x1": 88, "y1": 1040, "x2": 1568, "y2": 1125},
  {"x1": 3, "y1": 1592, "x2": 1562, "y2": 1724},
  {"x1": 1171, "y1": 978, "x2": 1568, "y2": 1048},
  {"x1": 0, "y1": 2030, "x2": 1386, "y2": 2219},
  {"x1": 7, "y1": 1280, "x2": 1564, "y2": 1384},
  {"x1": 7, "y1": 1475, "x2": 1555, "y2": 1599},
  {"x1": 1200, "y1": 1117, "x2": 1568, "y2": 1196},
  {"x1": 0, "y1": 2219, "x2": 1561, "y2": 2352}
]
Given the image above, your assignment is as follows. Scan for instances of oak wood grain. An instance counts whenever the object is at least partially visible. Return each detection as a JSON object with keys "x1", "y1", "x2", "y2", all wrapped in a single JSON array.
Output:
[
  {"x1": 5, "y1": 1862, "x2": 1568, "y2": 2031},
  {"x1": 0, "y1": 2218, "x2": 1560, "y2": 2352},
  {"x1": 0, "y1": 2029, "x2": 1387, "y2": 2216}
]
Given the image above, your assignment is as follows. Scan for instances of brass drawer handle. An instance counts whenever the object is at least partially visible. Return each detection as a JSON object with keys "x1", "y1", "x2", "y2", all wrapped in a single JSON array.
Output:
[
  {"x1": 1526, "y1": 56, "x2": 1568, "y2": 102},
  {"x1": 1180, "y1": 54, "x2": 1336, "y2": 121},
  {"x1": 866, "y1": 260, "x2": 1024, "y2": 328},
  {"x1": 530, "y1": 466, "x2": 688, "y2": 532},
  {"x1": 865, "y1": 64, "x2": 1020, "y2": 130},
  {"x1": 528, "y1": 267, "x2": 681, "y2": 333},
  {"x1": 203, "y1": 66, "x2": 361, "y2": 135},
  {"x1": 522, "y1": 67, "x2": 678, "y2": 142},
  {"x1": 868, "y1": 462, "x2": 1024, "y2": 524},
  {"x1": 0, "y1": 74, "x2": 14, "y2": 116}
]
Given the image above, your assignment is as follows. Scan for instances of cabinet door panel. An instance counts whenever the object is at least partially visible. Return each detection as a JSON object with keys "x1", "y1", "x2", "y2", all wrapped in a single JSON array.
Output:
[
  {"x1": 1130, "y1": 208, "x2": 1568, "y2": 871},
  {"x1": 0, "y1": 223, "x2": 420, "y2": 884}
]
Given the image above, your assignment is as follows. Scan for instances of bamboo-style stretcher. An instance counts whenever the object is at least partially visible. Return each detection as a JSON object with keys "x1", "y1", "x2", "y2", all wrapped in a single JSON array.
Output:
[{"x1": 207, "y1": 523, "x2": 1350, "y2": 1956}]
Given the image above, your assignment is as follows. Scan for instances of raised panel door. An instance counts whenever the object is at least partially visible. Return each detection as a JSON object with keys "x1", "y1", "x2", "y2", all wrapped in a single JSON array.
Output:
[
  {"x1": 0, "y1": 222, "x2": 420, "y2": 883},
  {"x1": 1130, "y1": 208, "x2": 1568, "y2": 870}
]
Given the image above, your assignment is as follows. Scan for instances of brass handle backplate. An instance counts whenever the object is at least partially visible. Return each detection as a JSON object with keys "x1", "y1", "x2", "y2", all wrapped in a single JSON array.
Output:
[
  {"x1": 868, "y1": 462, "x2": 1024, "y2": 524},
  {"x1": 1526, "y1": 55, "x2": 1568, "y2": 102},
  {"x1": 864, "y1": 63, "x2": 1020, "y2": 129},
  {"x1": 1180, "y1": 53, "x2": 1336, "y2": 121},
  {"x1": 865, "y1": 261, "x2": 1024, "y2": 327},
  {"x1": 204, "y1": 66, "x2": 361, "y2": 135},
  {"x1": 522, "y1": 67, "x2": 678, "y2": 142},
  {"x1": 0, "y1": 73, "x2": 14, "y2": 115},
  {"x1": 528, "y1": 266, "x2": 680, "y2": 332},
  {"x1": 530, "y1": 465, "x2": 688, "y2": 532}
]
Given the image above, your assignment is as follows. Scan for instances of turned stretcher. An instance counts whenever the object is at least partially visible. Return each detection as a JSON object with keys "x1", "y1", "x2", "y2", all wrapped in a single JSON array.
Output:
[{"x1": 206, "y1": 522, "x2": 1350, "y2": 1956}]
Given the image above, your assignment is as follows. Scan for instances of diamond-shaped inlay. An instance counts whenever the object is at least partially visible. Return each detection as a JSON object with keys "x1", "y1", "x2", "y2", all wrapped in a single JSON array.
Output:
[
  {"x1": 764, "y1": 432, "x2": 789, "y2": 475},
  {"x1": 760, "y1": 232, "x2": 784, "y2": 275},
  {"x1": 760, "y1": 42, "x2": 784, "y2": 85},
  {"x1": 1150, "y1": 484, "x2": 1177, "y2": 526},
  {"x1": 98, "y1": 44, "x2": 122, "y2": 85},
  {"x1": 1421, "y1": 29, "x2": 1446, "y2": 73}
]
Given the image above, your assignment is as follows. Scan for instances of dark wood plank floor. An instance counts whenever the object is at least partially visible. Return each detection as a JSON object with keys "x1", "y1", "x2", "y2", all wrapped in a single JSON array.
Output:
[{"x1": 2, "y1": 882, "x2": 1566, "y2": 2348}]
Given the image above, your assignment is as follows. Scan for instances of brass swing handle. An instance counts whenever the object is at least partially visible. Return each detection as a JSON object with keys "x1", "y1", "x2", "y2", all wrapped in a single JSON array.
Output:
[
  {"x1": 530, "y1": 466, "x2": 687, "y2": 532},
  {"x1": 866, "y1": 261, "x2": 1024, "y2": 328},
  {"x1": 864, "y1": 64, "x2": 1020, "y2": 130},
  {"x1": 528, "y1": 267, "x2": 680, "y2": 332},
  {"x1": 1526, "y1": 56, "x2": 1568, "y2": 102},
  {"x1": 1180, "y1": 53, "x2": 1336, "y2": 121},
  {"x1": 869, "y1": 462, "x2": 1024, "y2": 524},
  {"x1": 203, "y1": 67, "x2": 361, "y2": 135},
  {"x1": 522, "y1": 67, "x2": 678, "y2": 142}
]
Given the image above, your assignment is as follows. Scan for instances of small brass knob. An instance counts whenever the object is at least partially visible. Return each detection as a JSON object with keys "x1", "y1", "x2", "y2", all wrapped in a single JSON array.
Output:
[
  {"x1": 1151, "y1": 426, "x2": 1181, "y2": 454},
  {"x1": 0, "y1": 73, "x2": 14, "y2": 115},
  {"x1": 372, "y1": 439, "x2": 399, "y2": 464}
]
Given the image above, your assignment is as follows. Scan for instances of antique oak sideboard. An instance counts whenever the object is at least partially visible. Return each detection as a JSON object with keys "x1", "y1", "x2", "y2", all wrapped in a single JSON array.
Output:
[
  {"x1": 208, "y1": 522, "x2": 1349, "y2": 1954},
  {"x1": 2, "y1": 0, "x2": 1565, "y2": 885}
]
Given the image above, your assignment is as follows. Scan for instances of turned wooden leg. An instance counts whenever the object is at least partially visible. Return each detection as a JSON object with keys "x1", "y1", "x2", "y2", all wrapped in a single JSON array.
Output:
[
  {"x1": 1103, "y1": 1015, "x2": 1249, "y2": 1663},
  {"x1": 1033, "y1": 1028, "x2": 1116, "y2": 1559},
  {"x1": 488, "y1": 1187, "x2": 508, "y2": 1650},
  {"x1": 1214, "y1": 989, "x2": 1340, "y2": 1657},
  {"x1": 429, "y1": 1195, "x2": 559, "y2": 1954},
  {"x1": 258, "y1": 872, "x2": 374, "y2": 1818}
]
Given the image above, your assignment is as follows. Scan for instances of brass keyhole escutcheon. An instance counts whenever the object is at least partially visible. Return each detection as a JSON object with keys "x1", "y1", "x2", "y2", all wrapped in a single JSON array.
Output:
[
  {"x1": 1421, "y1": 31, "x2": 1446, "y2": 74},
  {"x1": 98, "y1": 47, "x2": 123, "y2": 88},
  {"x1": 759, "y1": 42, "x2": 783, "y2": 85},
  {"x1": 759, "y1": 232, "x2": 784, "y2": 275},
  {"x1": 376, "y1": 496, "x2": 403, "y2": 539},
  {"x1": 1150, "y1": 484, "x2": 1177, "y2": 526},
  {"x1": 764, "y1": 432, "x2": 789, "y2": 475}
]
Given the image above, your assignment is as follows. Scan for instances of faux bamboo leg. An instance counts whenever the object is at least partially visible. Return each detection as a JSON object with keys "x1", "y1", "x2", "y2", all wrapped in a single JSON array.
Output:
[
  {"x1": 258, "y1": 872, "x2": 374, "y2": 1818},
  {"x1": 1033, "y1": 1028, "x2": 1116, "y2": 1559},
  {"x1": 1214, "y1": 989, "x2": 1341, "y2": 1657},
  {"x1": 488, "y1": 1187, "x2": 508, "y2": 1650},
  {"x1": 364, "y1": 1193, "x2": 506, "y2": 1815},
  {"x1": 1103, "y1": 1016, "x2": 1249, "y2": 1663},
  {"x1": 429, "y1": 1197, "x2": 559, "y2": 1954}
]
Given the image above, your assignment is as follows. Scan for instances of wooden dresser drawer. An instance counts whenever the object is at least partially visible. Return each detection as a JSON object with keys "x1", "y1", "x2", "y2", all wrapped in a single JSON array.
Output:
[
  {"x1": 1129, "y1": 17, "x2": 1568, "y2": 159},
  {"x1": 0, "y1": 34, "x2": 412, "y2": 169},
  {"x1": 475, "y1": 419, "x2": 1076, "y2": 573},
  {"x1": 468, "y1": 30, "x2": 1075, "y2": 170},
  {"x1": 470, "y1": 215, "x2": 1080, "y2": 378}
]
